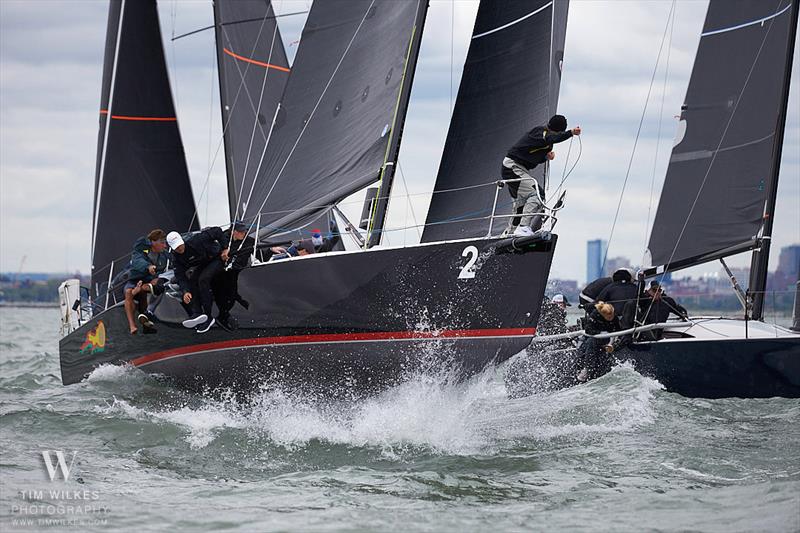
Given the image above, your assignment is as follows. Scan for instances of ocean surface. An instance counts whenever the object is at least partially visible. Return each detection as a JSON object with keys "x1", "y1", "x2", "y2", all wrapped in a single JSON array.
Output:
[{"x1": 1, "y1": 307, "x2": 798, "y2": 532}]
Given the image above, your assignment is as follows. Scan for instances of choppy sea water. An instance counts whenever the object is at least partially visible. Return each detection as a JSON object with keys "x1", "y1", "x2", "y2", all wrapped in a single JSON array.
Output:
[{"x1": 1, "y1": 308, "x2": 798, "y2": 532}]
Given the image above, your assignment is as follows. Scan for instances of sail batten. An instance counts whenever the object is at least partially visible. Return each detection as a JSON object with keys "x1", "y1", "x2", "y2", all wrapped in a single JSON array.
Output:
[
  {"x1": 646, "y1": 0, "x2": 798, "y2": 271},
  {"x1": 421, "y1": 0, "x2": 569, "y2": 243}
]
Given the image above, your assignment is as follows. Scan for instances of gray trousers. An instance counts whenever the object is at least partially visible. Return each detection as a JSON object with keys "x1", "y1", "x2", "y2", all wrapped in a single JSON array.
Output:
[{"x1": 503, "y1": 157, "x2": 544, "y2": 232}]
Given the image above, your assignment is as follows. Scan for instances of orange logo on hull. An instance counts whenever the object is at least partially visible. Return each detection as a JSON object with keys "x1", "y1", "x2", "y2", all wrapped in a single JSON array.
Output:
[{"x1": 80, "y1": 320, "x2": 107, "y2": 354}]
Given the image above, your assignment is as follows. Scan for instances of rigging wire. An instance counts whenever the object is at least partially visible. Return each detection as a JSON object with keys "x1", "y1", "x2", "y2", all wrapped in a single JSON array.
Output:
[
  {"x1": 450, "y1": 0, "x2": 455, "y2": 116},
  {"x1": 634, "y1": 2, "x2": 676, "y2": 328},
  {"x1": 600, "y1": 0, "x2": 676, "y2": 274},
  {"x1": 229, "y1": 1, "x2": 283, "y2": 227},
  {"x1": 546, "y1": 135, "x2": 582, "y2": 204},
  {"x1": 642, "y1": 2, "x2": 675, "y2": 264},
  {"x1": 187, "y1": 6, "x2": 279, "y2": 231},
  {"x1": 398, "y1": 162, "x2": 422, "y2": 240},
  {"x1": 205, "y1": 25, "x2": 217, "y2": 225},
  {"x1": 247, "y1": 0, "x2": 378, "y2": 230}
]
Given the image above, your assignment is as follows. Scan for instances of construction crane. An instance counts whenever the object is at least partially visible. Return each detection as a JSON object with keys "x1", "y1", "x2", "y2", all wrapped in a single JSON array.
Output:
[{"x1": 14, "y1": 255, "x2": 26, "y2": 287}]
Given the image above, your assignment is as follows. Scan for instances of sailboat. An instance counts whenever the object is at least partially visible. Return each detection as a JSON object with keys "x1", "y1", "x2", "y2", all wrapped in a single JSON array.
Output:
[
  {"x1": 58, "y1": 0, "x2": 568, "y2": 392},
  {"x1": 622, "y1": 0, "x2": 800, "y2": 398},
  {"x1": 510, "y1": 0, "x2": 800, "y2": 399}
]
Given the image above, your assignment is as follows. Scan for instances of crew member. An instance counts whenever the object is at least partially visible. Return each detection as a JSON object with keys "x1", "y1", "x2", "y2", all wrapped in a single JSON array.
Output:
[
  {"x1": 123, "y1": 229, "x2": 168, "y2": 335},
  {"x1": 576, "y1": 301, "x2": 619, "y2": 382},
  {"x1": 168, "y1": 227, "x2": 228, "y2": 333},
  {"x1": 635, "y1": 281, "x2": 688, "y2": 340},
  {"x1": 502, "y1": 115, "x2": 581, "y2": 237},
  {"x1": 212, "y1": 222, "x2": 254, "y2": 331},
  {"x1": 579, "y1": 276, "x2": 612, "y2": 310},
  {"x1": 596, "y1": 268, "x2": 639, "y2": 318}
]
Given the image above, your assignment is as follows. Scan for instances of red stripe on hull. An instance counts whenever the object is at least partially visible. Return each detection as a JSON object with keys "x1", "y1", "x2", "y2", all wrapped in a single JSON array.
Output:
[{"x1": 131, "y1": 328, "x2": 536, "y2": 368}]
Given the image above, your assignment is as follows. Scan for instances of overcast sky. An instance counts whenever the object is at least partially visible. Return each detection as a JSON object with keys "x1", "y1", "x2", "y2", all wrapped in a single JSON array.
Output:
[{"x1": 1, "y1": 0, "x2": 798, "y2": 283}]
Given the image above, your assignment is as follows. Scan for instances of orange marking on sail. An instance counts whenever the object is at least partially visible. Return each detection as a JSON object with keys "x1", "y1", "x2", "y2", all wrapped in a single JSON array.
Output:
[
  {"x1": 100, "y1": 109, "x2": 175, "y2": 122},
  {"x1": 223, "y1": 48, "x2": 290, "y2": 72}
]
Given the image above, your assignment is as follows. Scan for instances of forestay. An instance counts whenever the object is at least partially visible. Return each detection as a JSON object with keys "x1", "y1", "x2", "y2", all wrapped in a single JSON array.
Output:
[
  {"x1": 214, "y1": 0, "x2": 290, "y2": 220},
  {"x1": 91, "y1": 0, "x2": 198, "y2": 302},
  {"x1": 646, "y1": 0, "x2": 798, "y2": 270},
  {"x1": 422, "y1": 0, "x2": 569, "y2": 242}
]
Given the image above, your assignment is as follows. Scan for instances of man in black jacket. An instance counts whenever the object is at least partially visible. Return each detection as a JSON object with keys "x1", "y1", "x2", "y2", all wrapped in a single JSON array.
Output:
[
  {"x1": 167, "y1": 227, "x2": 229, "y2": 333},
  {"x1": 212, "y1": 222, "x2": 254, "y2": 331},
  {"x1": 502, "y1": 115, "x2": 581, "y2": 237},
  {"x1": 635, "y1": 281, "x2": 688, "y2": 340},
  {"x1": 596, "y1": 268, "x2": 639, "y2": 318},
  {"x1": 578, "y1": 276, "x2": 613, "y2": 310}
]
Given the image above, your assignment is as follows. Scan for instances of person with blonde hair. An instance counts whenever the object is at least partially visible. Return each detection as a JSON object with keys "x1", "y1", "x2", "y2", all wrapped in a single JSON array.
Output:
[{"x1": 575, "y1": 301, "x2": 620, "y2": 382}]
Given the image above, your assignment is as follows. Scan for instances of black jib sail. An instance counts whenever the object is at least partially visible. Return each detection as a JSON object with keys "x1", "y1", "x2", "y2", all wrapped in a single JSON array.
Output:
[
  {"x1": 91, "y1": 0, "x2": 198, "y2": 303},
  {"x1": 239, "y1": 0, "x2": 427, "y2": 237},
  {"x1": 646, "y1": 0, "x2": 798, "y2": 271},
  {"x1": 421, "y1": 0, "x2": 569, "y2": 243},
  {"x1": 213, "y1": 0, "x2": 290, "y2": 220}
]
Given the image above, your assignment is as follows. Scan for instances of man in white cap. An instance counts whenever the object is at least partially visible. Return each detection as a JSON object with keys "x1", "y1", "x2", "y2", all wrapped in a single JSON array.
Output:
[
  {"x1": 551, "y1": 294, "x2": 571, "y2": 310},
  {"x1": 167, "y1": 227, "x2": 229, "y2": 333}
]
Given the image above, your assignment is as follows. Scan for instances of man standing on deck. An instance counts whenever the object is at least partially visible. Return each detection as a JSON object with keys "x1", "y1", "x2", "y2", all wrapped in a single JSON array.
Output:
[{"x1": 502, "y1": 115, "x2": 581, "y2": 237}]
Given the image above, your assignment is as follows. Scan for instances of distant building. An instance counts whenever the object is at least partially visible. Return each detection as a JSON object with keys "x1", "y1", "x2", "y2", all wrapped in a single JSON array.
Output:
[
  {"x1": 604, "y1": 256, "x2": 631, "y2": 277},
  {"x1": 586, "y1": 239, "x2": 606, "y2": 282},
  {"x1": 769, "y1": 244, "x2": 800, "y2": 291},
  {"x1": 777, "y1": 245, "x2": 800, "y2": 278}
]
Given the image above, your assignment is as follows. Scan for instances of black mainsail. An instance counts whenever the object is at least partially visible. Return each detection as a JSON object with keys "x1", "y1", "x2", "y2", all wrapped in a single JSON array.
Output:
[
  {"x1": 646, "y1": 0, "x2": 798, "y2": 287},
  {"x1": 91, "y1": 0, "x2": 198, "y2": 303},
  {"x1": 213, "y1": 0, "x2": 290, "y2": 221},
  {"x1": 421, "y1": 0, "x2": 569, "y2": 243},
  {"x1": 238, "y1": 0, "x2": 427, "y2": 237}
]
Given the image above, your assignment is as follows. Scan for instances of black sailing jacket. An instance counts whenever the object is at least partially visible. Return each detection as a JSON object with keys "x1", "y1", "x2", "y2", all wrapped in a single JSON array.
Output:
[
  {"x1": 506, "y1": 126, "x2": 573, "y2": 169},
  {"x1": 638, "y1": 294, "x2": 688, "y2": 324},
  {"x1": 596, "y1": 281, "x2": 640, "y2": 316},
  {"x1": 173, "y1": 227, "x2": 226, "y2": 293}
]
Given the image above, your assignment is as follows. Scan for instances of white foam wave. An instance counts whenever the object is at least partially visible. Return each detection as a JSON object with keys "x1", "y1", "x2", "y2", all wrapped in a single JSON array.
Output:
[
  {"x1": 90, "y1": 360, "x2": 665, "y2": 455},
  {"x1": 96, "y1": 397, "x2": 244, "y2": 449},
  {"x1": 86, "y1": 363, "x2": 144, "y2": 383}
]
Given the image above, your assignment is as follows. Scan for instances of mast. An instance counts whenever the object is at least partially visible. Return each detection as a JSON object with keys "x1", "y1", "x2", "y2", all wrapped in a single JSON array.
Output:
[
  {"x1": 749, "y1": 0, "x2": 799, "y2": 320},
  {"x1": 365, "y1": 0, "x2": 429, "y2": 248}
]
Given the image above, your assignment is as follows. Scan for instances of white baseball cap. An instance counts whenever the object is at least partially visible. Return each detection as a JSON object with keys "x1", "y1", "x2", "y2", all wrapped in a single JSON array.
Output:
[
  {"x1": 551, "y1": 294, "x2": 571, "y2": 306},
  {"x1": 166, "y1": 231, "x2": 184, "y2": 250}
]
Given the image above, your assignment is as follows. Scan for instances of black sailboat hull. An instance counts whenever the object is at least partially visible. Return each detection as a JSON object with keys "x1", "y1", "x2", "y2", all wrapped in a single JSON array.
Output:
[
  {"x1": 60, "y1": 237, "x2": 556, "y2": 392},
  {"x1": 507, "y1": 333, "x2": 800, "y2": 399},
  {"x1": 619, "y1": 337, "x2": 800, "y2": 399}
]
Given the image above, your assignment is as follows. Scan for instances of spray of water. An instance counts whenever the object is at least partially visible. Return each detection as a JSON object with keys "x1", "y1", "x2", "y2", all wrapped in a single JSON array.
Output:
[{"x1": 88, "y1": 353, "x2": 663, "y2": 457}]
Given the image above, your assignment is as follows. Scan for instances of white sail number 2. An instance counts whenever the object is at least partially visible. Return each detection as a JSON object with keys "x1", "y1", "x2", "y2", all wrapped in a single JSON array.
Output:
[{"x1": 458, "y1": 246, "x2": 479, "y2": 279}]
